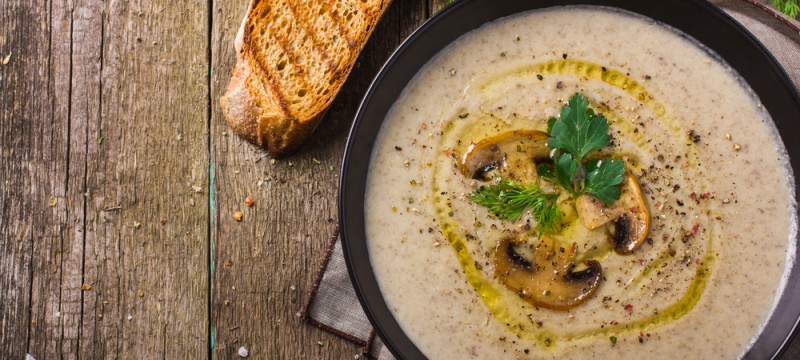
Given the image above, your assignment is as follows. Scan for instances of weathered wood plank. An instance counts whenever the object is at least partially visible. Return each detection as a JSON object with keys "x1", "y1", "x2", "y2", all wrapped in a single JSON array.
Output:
[
  {"x1": 7, "y1": 1, "x2": 212, "y2": 358},
  {"x1": 0, "y1": 1, "x2": 54, "y2": 358},
  {"x1": 75, "y1": 0, "x2": 211, "y2": 358},
  {"x1": 209, "y1": 0, "x2": 428, "y2": 358}
]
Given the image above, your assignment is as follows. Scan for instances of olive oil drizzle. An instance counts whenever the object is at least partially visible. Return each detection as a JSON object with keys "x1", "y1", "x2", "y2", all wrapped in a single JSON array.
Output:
[{"x1": 431, "y1": 58, "x2": 716, "y2": 348}]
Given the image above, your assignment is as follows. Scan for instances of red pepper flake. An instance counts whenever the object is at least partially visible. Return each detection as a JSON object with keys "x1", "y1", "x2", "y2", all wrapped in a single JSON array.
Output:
[
  {"x1": 695, "y1": 258, "x2": 701, "y2": 265},
  {"x1": 629, "y1": 205, "x2": 639, "y2": 213},
  {"x1": 701, "y1": 192, "x2": 711, "y2": 200},
  {"x1": 639, "y1": 259, "x2": 646, "y2": 265},
  {"x1": 624, "y1": 304, "x2": 633, "y2": 312},
  {"x1": 245, "y1": 196, "x2": 255, "y2": 208},
  {"x1": 689, "y1": 192, "x2": 697, "y2": 201},
  {"x1": 692, "y1": 224, "x2": 700, "y2": 234},
  {"x1": 595, "y1": 200, "x2": 603, "y2": 208}
]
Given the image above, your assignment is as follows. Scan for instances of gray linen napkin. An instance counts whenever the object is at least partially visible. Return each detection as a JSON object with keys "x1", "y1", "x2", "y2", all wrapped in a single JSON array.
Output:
[{"x1": 302, "y1": 2, "x2": 800, "y2": 359}]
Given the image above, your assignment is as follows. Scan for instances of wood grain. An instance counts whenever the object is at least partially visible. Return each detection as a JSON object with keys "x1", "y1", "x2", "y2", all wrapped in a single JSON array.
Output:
[
  {"x1": 0, "y1": 0, "x2": 798, "y2": 359},
  {"x1": 0, "y1": 1, "x2": 52, "y2": 357},
  {"x1": 3, "y1": 0, "x2": 211, "y2": 358},
  {"x1": 79, "y1": 1, "x2": 210, "y2": 358}
]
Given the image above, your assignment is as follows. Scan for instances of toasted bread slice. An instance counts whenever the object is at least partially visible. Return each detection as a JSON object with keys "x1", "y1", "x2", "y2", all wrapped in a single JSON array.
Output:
[{"x1": 220, "y1": 0, "x2": 390, "y2": 157}]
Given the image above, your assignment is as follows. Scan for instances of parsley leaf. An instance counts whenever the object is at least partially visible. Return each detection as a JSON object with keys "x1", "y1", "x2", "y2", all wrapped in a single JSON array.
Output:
[
  {"x1": 554, "y1": 153, "x2": 578, "y2": 194},
  {"x1": 468, "y1": 178, "x2": 562, "y2": 235},
  {"x1": 542, "y1": 93, "x2": 625, "y2": 204},
  {"x1": 584, "y1": 159, "x2": 626, "y2": 204},
  {"x1": 547, "y1": 93, "x2": 610, "y2": 162}
]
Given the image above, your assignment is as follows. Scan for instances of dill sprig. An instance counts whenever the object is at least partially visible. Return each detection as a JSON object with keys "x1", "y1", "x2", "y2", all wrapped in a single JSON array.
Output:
[
  {"x1": 774, "y1": 0, "x2": 800, "y2": 18},
  {"x1": 468, "y1": 178, "x2": 562, "y2": 235}
]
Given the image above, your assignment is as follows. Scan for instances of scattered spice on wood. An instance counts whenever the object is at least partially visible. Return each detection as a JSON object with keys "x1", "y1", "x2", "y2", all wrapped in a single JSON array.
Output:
[
  {"x1": 81, "y1": 283, "x2": 92, "y2": 291},
  {"x1": 245, "y1": 196, "x2": 254, "y2": 208},
  {"x1": 232, "y1": 211, "x2": 243, "y2": 221},
  {"x1": 1, "y1": 53, "x2": 10, "y2": 65},
  {"x1": 133, "y1": 221, "x2": 142, "y2": 229},
  {"x1": 48, "y1": 198, "x2": 57, "y2": 207}
]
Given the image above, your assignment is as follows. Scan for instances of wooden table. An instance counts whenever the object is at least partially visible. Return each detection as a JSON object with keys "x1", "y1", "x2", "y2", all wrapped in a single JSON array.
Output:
[{"x1": 1, "y1": 0, "x2": 798, "y2": 359}]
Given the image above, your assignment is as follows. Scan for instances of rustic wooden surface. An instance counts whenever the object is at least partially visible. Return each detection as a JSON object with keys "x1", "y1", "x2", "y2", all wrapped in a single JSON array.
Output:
[{"x1": 0, "y1": 0, "x2": 798, "y2": 359}]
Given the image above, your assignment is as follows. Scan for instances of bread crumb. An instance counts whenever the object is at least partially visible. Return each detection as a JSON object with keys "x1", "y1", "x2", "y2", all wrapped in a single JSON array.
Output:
[{"x1": 238, "y1": 346, "x2": 249, "y2": 358}]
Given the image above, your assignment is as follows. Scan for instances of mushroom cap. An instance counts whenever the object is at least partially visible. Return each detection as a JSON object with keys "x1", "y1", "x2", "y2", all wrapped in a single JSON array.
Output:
[
  {"x1": 575, "y1": 172, "x2": 650, "y2": 254},
  {"x1": 460, "y1": 130, "x2": 550, "y2": 182},
  {"x1": 494, "y1": 235, "x2": 603, "y2": 310}
]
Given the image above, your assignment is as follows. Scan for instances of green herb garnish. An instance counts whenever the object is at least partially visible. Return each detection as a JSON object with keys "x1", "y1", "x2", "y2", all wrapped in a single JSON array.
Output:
[
  {"x1": 584, "y1": 158, "x2": 626, "y2": 204},
  {"x1": 547, "y1": 93, "x2": 610, "y2": 162},
  {"x1": 542, "y1": 93, "x2": 625, "y2": 204},
  {"x1": 468, "y1": 178, "x2": 561, "y2": 235},
  {"x1": 773, "y1": 0, "x2": 799, "y2": 18},
  {"x1": 466, "y1": 93, "x2": 625, "y2": 236}
]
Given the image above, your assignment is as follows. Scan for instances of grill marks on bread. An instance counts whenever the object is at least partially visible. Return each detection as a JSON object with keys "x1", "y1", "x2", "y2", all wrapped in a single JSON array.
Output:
[
  {"x1": 243, "y1": 0, "x2": 379, "y2": 121},
  {"x1": 220, "y1": 0, "x2": 389, "y2": 156}
]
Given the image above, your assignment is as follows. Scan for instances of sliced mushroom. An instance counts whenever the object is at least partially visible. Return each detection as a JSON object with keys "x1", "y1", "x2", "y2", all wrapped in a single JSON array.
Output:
[
  {"x1": 460, "y1": 130, "x2": 550, "y2": 182},
  {"x1": 575, "y1": 172, "x2": 650, "y2": 254},
  {"x1": 494, "y1": 235, "x2": 602, "y2": 310}
]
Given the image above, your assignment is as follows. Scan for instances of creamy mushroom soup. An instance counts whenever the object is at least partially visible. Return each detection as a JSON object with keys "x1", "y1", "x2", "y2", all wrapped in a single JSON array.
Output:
[{"x1": 364, "y1": 6, "x2": 796, "y2": 359}]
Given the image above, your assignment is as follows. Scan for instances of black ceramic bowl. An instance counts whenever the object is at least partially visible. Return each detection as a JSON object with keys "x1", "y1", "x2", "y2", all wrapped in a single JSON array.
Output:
[{"x1": 339, "y1": 0, "x2": 800, "y2": 358}]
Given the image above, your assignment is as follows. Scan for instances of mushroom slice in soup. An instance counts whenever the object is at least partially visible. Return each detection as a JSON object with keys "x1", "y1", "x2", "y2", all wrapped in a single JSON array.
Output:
[
  {"x1": 575, "y1": 173, "x2": 650, "y2": 254},
  {"x1": 494, "y1": 235, "x2": 602, "y2": 310},
  {"x1": 460, "y1": 130, "x2": 550, "y2": 182}
]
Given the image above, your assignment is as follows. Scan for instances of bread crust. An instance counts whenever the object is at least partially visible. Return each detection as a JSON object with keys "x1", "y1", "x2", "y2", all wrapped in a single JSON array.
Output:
[{"x1": 219, "y1": 0, "x2": 389, "y2": 157}]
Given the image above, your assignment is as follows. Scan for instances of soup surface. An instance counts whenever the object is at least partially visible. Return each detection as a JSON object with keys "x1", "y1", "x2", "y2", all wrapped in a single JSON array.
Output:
[{"x1": 364, "y1": 6, "x2": 796, "y2": 359}]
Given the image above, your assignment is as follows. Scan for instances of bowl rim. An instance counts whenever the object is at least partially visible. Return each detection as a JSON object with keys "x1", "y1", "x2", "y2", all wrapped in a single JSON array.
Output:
[{"x1": 339, "y1": 1, "x2": 800, "y2": 359}]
